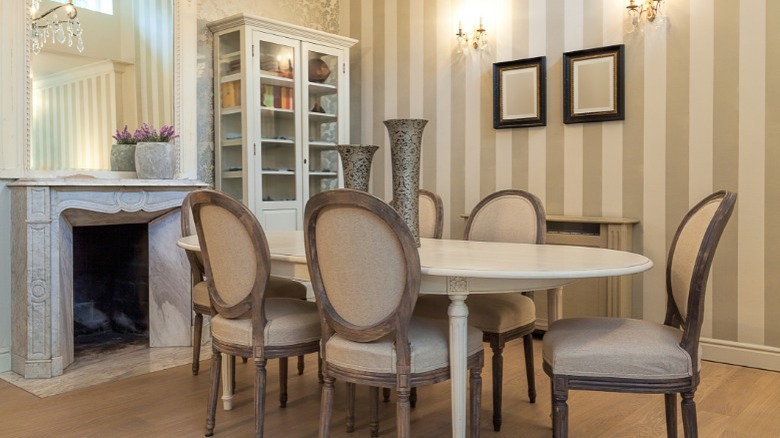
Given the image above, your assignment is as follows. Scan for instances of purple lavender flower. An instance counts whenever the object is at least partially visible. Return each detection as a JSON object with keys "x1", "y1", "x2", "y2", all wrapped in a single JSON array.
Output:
[
  {"x1": 133, "y1": 123, "x2": 178, "y2": 143},
  {"x1": 112, "y1": 125, "x2": 135, "y2": 144}
]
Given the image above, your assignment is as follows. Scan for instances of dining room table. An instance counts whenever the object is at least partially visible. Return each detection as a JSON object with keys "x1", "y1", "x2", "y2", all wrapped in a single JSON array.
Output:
[{"x1": 178, "y1": 229, "x2": 653, "y2": 438}]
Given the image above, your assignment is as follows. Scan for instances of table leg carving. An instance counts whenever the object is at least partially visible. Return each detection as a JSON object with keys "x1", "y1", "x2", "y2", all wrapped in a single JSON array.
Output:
[{"x1": 447, "y1": 276, "x2": 469, "y2": 438}]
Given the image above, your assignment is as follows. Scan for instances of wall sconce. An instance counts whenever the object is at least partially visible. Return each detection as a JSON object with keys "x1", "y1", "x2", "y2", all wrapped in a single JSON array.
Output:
[
  {"x1": 625, "y1": 0, "x2": 667, "y2": 33},
  {"x1": 456, "y1": 17, "x2": 487, "y2": 52}
]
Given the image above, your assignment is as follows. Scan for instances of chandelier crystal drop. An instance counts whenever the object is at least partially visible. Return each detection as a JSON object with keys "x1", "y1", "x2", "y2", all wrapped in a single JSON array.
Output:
[{"x1": 30, "y1": 0, "x2": 84, "y2": 55}]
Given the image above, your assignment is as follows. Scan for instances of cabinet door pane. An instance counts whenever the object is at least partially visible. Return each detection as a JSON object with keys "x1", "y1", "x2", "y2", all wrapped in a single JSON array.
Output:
[
  {"x1": 216, "y1": 30, "x2": 244, "y2": 203},
  {"x1": 259, "y1": 41, "x2": 297, "y2": 202},
  {"x1": 306, "y1": 49, "x2": 340, "y2": 197}
]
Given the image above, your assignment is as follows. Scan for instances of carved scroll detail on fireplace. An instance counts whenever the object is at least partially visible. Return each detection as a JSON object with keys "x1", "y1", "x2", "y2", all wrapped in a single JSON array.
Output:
[{"x1": 10, "y1": 179, "x2": 206, "y2": 378}]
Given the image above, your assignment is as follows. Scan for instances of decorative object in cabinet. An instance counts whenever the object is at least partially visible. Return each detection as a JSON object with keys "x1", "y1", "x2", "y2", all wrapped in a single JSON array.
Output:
[{"x1": 208, "y1": 14, "x2": 356, "y2": 230}]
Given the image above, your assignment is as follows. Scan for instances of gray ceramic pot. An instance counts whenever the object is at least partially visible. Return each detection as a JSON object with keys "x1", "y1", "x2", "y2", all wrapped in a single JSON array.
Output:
[
  {"x1": 135, "y1": 142, "x2": 177, "y2": 179},
  {"x1": 336, "y1": 144, "x2": 379, "y2": 192},
  {"x1": 110, "y1": 144, "x2": 136, "y2": 171}
]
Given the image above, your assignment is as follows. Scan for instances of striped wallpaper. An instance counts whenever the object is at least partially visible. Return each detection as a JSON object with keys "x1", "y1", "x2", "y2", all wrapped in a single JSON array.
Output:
[{"x1": 341, "y1": 0, "x2": 780, "y2": 364}]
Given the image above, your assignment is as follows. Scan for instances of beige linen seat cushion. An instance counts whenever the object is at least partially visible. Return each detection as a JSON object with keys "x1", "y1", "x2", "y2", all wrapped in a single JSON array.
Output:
[
  {"x1": 414, "y1": 294, "x2": 536, "y2": 333},
  {"x1": 211, "y1": 298, "x2": 320, "y2": 347},
  {"x1": 193, "y1": 281, "x2": 210, "y2": 308},
  {"x1": 193, "y1": 277, "x2": 307, "y2": 309},
  {"x1": 543, "y1": 317, "x2": 701, "y2": 380},
  {"x1": 325, "y1": 317, "x2": 483, "y2": 374}
]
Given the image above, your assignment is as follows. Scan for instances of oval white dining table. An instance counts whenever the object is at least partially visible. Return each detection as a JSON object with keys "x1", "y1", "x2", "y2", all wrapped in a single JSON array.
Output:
[{"x1": 178, "y1": 230, "x2": 653, "y2": 437}]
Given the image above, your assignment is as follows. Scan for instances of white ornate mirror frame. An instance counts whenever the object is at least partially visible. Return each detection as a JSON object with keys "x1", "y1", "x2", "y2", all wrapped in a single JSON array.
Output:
[{"x1": 0, "y1": 0, "x2": 197, "y2": 179}]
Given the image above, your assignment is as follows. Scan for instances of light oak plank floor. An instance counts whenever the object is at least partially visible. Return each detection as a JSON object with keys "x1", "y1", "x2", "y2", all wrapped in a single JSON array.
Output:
[{"x1": 1, "y1": 339, "x2": 779, "y2": 437}]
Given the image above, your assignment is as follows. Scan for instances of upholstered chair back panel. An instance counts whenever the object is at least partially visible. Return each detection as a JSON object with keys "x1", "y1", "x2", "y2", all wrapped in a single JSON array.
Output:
[
  {"x1": 181, "y1": 195, "x2": 205, "y2": 268},
  {"x1": 314, "y1": 205, "x2": 407, "y2": 328},
  {"x1": 669, "y1": 199, "x2": 720, "y2": 321},
  {"x1": 468, "y1": 195, "x2": 539, "y2": 243},
  {"x1": 200, "y1": 204, "x2": 257, "y2": 308},
  {"x1": 419, "y1": 194, "x2": 438, "y2": 239}
]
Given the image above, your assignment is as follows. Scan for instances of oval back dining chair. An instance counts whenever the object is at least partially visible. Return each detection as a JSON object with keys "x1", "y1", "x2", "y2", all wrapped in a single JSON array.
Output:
[
  {"x1": 305, "y1": 189, "x2": 484, "y2": 438},
  {"x1": 418, "y1": 189, "x2": 444, "y2": 239},
  {"x1": 542, "y1": 190, "x2": 737, "y2": 437},
  {"x1": 414, "y1": 188, "x2": 545, "y2": 431},
  {"x1": 190, "y1": 189, "x2": 320, "y2": 438}
]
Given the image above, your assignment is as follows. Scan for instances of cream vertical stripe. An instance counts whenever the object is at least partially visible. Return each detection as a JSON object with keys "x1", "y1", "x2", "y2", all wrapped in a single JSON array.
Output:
[
  {"x1": 360, "y1": 0, "x2": 373, "y2": 170},
  {"x1": 563, "y1": 0, "x2": 584, "y2": 217},
  {"x1": 737, "y1": 0, "x2": 766, "y2": 345},
  {"x1": 601, "y1": 0, "x2": 623, "y2": 217},
  {"x1": 436, "y1": 0, "x2": 453, "y2": 237},
  {"x1": 464, "y1": 46, "x2": 481, "y2": 211},
  {"x1": 765, "y1": 0, "x2": 780, "y2": 347},
  {"x1": 642, "y1": 29, "x2": 667, "y2": 322},
  {"x1": 689, "y1": 0, "x2": 715, "y2": 338},
  {"x1": 409, "y1": 0, "x2": 424, "y2": 181},
  {"x1": 383, "y1": 0, "x2": 397, "y2": 200},
  {"x1": 494, "y1": 0, "x2": 512, "y2": 190},
  {"x1": 528, "y1": 0, "x2": 546, "y2": 206}
]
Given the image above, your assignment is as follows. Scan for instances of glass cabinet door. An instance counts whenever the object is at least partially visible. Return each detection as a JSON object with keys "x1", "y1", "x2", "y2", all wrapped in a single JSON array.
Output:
[
  {"x1": 303, "y1": 44, "x2": 341, "y2": 200},
  {"x1": 257, "y1": 37, "x2": 300, "y2": 204},
  {"x1": 215, "y1": 29, "x2": 245, "y2": 202}
]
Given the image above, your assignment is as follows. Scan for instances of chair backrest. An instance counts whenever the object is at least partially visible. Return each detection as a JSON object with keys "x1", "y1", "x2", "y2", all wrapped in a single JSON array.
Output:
[
  {"x1": 418, "y1": 189, "x2": 444, "y2": 239},
  {"x1": 464, "y1": 189, "x2": 546, "y2": 244},
  {"x1": 190, "y1": 189, "x2": 272, "y2": 344},
  {"x1": 181, "y1": 192, "x2": 206, "y2": 283},
  {"x1": 665, "y1": 191, "x2": 736, "y2": 365},
  {"x1": 304, "y1": 189, "x2": 421, "y2": 360}
]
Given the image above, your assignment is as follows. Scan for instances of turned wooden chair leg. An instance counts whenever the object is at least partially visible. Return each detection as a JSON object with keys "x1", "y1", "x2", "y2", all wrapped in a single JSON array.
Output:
[
  {"x1": 469, "y1": 366, "x2": 482, "y2": 438},
  {"x1": 523, "y1": 333, "x2": 536, "y2": 403},
  {"x1": 320, "y1": 376, "x2": 336, "y2": 438},
  {"x1": 665, "y1": 393, "x2": 678, "y2": 438},
  {"x1": 279, "y1": 357, "x2": 288, "y2": 408},
  {"x1": 345, "y1": 382, "x2": 356, "y2": 433},
  {"x1": 383, "y1": 387, "x2": 391, "y2": 402},
  {"x1": 205, "y1": 350, "x2": 222, "y2": 437},
  {"x1": 396, "y1": 386, "x2": 411, "y2": 438},
  {"x1": 369, "y1": 386, "x2": 380, "y2": 437},
  {"x1": 255, "y1": 358, "x2": 267, "y2": 438},
  {"x1": 298, "y1": 355, "x2": 305, "y2": 375},
  {"x1": 551, "y1": 377, "x2": 569, "y2": 438},
  {"x1": 489, "y1": 336, "x2": 505, "y2": 431},
  {"x1": 681, "y1": 391, "x2": 698, "y2": 438},
  {"x1": 192, "y1": 312, "x2": 203, "y2": 375},
  {"x1": 317, "y1": 356, "x2": 324, "y2": 384},
  {"x1": 229, "y1": 355, "x2": 236, "y2": 390}
]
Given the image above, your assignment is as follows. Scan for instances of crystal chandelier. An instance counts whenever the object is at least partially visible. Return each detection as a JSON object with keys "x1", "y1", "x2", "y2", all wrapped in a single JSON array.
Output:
[
  {"x1": 30, "y1": 0, "x2": 84, "y2": 55},
  {"x1": 625, "y1": 0, "x2": 668, "y2": 34}
]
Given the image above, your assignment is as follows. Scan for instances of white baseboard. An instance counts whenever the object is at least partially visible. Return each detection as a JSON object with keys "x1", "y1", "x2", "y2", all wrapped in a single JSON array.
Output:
[
  {"x1": 0, "y1": 348, "x2": 10, "y2": 373},
  {"x1": 700, "y1": 338, "x2": 780, "y2": 372}
]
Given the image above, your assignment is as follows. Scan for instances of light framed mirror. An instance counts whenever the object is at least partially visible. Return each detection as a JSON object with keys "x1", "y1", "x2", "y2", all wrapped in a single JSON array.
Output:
[{"x1": 12, "y1": 0, "x2": 197, "y2": 177}]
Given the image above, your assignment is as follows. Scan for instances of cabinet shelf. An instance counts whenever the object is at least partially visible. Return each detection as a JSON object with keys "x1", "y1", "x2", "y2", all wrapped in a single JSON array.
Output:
[
  {"x1": 308, "y1": 112, "x2": 337, "y2": 123},
  {"x1": 221, "y1": 171, "x2": 243, "y2": 179},
  {"x1": 308, "y1": 141, "x2": 336, "y2": 148},
  {"x1": 221, "y1": 106, "x2": 242, "y2": 115},
  {"x1": 261, "y1": 138, "x2": 295, "y2": 145},
  {"x1": 222, "y1": 139, "x2": 242, "y2": 147},
  {"x1": 261, "y1": 107, "x2": 295, "y2": 117},
  {"x1": 221, "y1": 73, "x2": 241, "y2": 83},
  {"x1": 309, "y1": 171, "x2": 338, "y2": 177},
  {"x1": 260, "y1": 74, "x2": 294, "y2": 88},
  {"x1": 219, "y1": 51, "x2": 241, "y2": 62},
  {"x1": 262, "y1": 170, "x2": 296, "y2": 175},
  {"x1": 309, "y1": 82, "x2": 337, "y2": 96}
]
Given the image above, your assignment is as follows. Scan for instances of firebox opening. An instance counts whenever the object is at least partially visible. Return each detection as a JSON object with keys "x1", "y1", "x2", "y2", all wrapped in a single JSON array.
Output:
[{"x1": 73, "y1": 223, "x2": 149, "y2": 357}]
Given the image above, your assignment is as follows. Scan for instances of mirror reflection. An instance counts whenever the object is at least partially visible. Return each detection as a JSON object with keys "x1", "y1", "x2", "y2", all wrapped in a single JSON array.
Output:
[{"x1": 31, "y1": 0, "x2": 173, "y2": 171}]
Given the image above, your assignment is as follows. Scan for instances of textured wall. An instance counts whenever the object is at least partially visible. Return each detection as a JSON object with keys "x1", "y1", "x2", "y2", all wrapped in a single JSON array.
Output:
[
  {"x1": 342, "y1": 0, "x2": 780, "y2": 358},
  {"x1": 195, "y1": 0, "x2": 340, "y2": 184}
]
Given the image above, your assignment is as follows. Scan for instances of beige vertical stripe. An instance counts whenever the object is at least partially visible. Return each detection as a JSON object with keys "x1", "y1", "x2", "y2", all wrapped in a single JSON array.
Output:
[
  {"x1": 545, "y1": 0, "x2": 564, "y2": 214},
  {"x1": 421, "y1": 0, "x2": 438, "y2": 191},
  {"x1": 409, "y1": 0, "x2": 424, "y2": 119},
  {"x1": 765, "y1": 0, "x2": 780, "y2": 348},
  {"x1": 737, "y1": 0, "x2": 765, "y2": 345},
  {"x1": 582, "y1": 0, "x2": 603, "y2": 218},
  {"x1": 494, "y1": 0, "x2": 513, "y2": 190},
  {"x1": 562, "y1": 0, "x2": 584, "y2": 216},
  {"x1": 642, "y1": 29, "x2": 667, "y2": 322},
  {"x1": 383, "y1": 0, "x2": 397, "y2": 200},
  {"x1": 464, "y1": 52, "x2": 481, "y2": 212},
  {"x1": 601, "y1": 1, "x2": 624, "y2": 218},
  {"x1": 688, "y1": 0, "x2": 715, "y2": 338},
  {"x1": 479, "y1": 54, "x2": 496, "y2": 199},
  {"x1": 436, "y1": 0, "x2": 453, "y2": 238},
  {"x1": 396, "y1": 0, "x2": 410, "y2": 118},
  {"x1": 712, "y1": 0, "x2": 740, "y2": 341},
  {"x1": 528, "y1": 0, "x2": 546, "y2": 205}
]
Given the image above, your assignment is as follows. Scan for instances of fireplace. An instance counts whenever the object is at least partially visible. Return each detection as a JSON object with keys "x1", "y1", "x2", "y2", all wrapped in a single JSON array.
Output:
[{"x1": 10, "y1": 178, "x2": 207, "y2": 378}]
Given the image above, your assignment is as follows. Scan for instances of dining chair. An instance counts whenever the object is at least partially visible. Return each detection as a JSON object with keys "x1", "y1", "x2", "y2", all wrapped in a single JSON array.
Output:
[
  {"x1": 304, "y1": 189, "x2": 484, "y2": 438},
  {"x1": 181, "y1": 192, "x2": 309, "y2": 379},
  {"x1": 189, "y1": 189, "x2": 321, "y2": 437},
  {"x1": 414, "y1": 189, "x2": 544, "y2": 431},
  {"x1": 543, "y1": 190, "x2": 736, "y2": 438}
]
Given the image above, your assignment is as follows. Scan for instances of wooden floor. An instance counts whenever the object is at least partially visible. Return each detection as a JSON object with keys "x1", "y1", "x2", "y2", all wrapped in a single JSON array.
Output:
[{"x1": 2, "y1": 339, "x2": 780, "y2": 437}]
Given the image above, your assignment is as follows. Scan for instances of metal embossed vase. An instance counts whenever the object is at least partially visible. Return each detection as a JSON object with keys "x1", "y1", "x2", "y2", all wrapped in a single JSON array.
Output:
[
  {"x1": 337, "y1": 144, "x2": 379, "y2": 192},
  {"x1": 383, "y1": 118, "x2": 428, "y2": 246}
]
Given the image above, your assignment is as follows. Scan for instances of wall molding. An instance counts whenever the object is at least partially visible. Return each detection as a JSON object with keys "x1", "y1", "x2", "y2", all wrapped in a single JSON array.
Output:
[{"x1": 701, "y1": 337, "x2": 780, "y2": 372}]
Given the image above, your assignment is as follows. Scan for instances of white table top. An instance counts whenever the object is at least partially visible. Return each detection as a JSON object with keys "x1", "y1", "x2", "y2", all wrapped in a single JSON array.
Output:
[{"x1": 179, "y1": 229, "x2": 653, "y2": 281}]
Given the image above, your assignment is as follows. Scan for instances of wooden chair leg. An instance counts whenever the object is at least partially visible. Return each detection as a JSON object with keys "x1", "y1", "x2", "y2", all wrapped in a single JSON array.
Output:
[
  {"x1": 319, "y1": 376, "x2": 336, "y2": 438},
  {"x1": 345, "y1": 382, "x2": 356, "y2": 433},
  {"x1": 230, "y1": 355, "x2": 236, "y2": 390},
  {"x1": 298, "y1": 355, "x2": 305, "y2": 375},
  {"x1": 469, "y1": 366, "x2": 482, "y2": 438},
  {"x1": 279, "y1": 357, "x2": 288, "y2": 408},
  {"x1": 681, "y1": 391, "x2": 698, "y2": 438},
  {"x1": 383, "y1": 387, "x2": 391, "y2": 402},
  {"x1": 665, "y1": 393, "x2": 678, "y2": 438},
  {"x1": 192, "y1": 312, "x2": 203, "y2": 375},
  {"x1": 255, "y1": 358, "x2": 267, "y2": 438},
  {"x1": 369, "y1": 386, "x2": 380, "y2": 437},
  {"x1": 396, "y1": 386, "x2": 411, "y2": 438},
  {"x1": 205, "y1": 350, "x2": 222, "y2": 437},
  {"x1": 551, "y1": 376, "x2": 569, "y2": 438},
  {"x1": 489, "y1": 336, "x2": 505, "y2": 431},
  {"x1": 410, "y1": 387, "x2": 417, "y2": 408},
  {"x1": 317, "y1": 356, "x2": 324, "y2": 384},
  {"x1": 523, "y1": 333, "x2": 536, "y2": 403}
]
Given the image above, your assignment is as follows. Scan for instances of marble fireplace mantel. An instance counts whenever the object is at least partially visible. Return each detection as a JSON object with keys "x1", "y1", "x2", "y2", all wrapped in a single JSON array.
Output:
[{"x1": 9, "y1": 178, "x2": 207, "y2": 378}]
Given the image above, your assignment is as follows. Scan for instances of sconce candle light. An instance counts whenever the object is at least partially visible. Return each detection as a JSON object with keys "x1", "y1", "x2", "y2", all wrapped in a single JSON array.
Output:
[
  {"x1": 456, "y1": 16, "x2": 487, "y2": 52},
  {"x1": 625, "y1": 0, "x2": 667, "y2": 33},
  {"x1": 30, "y1": 0, "x2": 84, "y2": 55}
]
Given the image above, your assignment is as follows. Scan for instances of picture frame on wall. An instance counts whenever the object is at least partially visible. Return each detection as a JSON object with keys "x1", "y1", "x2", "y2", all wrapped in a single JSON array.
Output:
[
  {"x1": 493, "y1": 56, "x2": 546, "y2": 129},
  {"x1": 563, "y1": 44, "x2": 625, "y2": 124}
]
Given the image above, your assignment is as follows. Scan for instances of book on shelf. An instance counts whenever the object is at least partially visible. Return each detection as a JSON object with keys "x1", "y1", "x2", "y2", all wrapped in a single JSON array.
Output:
[
  {"x1": 220, "y1": 81, "x2": 241, "y2": 108},
  {"x1": 261, "y1": 85, "x2": 294, "y2": 110}
]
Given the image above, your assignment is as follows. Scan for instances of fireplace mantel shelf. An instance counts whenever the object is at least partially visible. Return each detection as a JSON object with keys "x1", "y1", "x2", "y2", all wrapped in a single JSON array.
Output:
[{"x1": 9, "y1": 178, "x2": 207, "y2": 188}]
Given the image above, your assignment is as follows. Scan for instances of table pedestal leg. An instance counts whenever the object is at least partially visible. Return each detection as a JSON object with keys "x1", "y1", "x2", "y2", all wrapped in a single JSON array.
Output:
[
  {"x1": 222, "y1": 354, "x2": 233, "y2": 410},
  {"x1": 448, "y1": 292, "x2": 469, "y2": 438},
  {"x1": 547, "y1": 287, "x2": 564, "y2": 326}
]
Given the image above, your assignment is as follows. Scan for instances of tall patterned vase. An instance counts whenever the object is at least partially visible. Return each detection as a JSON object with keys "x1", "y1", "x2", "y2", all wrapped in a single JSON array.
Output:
[
  {"x1": 336, "y1": 144, "x2": 379, "y2": 192},
  {"x1": 383, "y1": 118, "x2": 428, "y2": 247}
]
